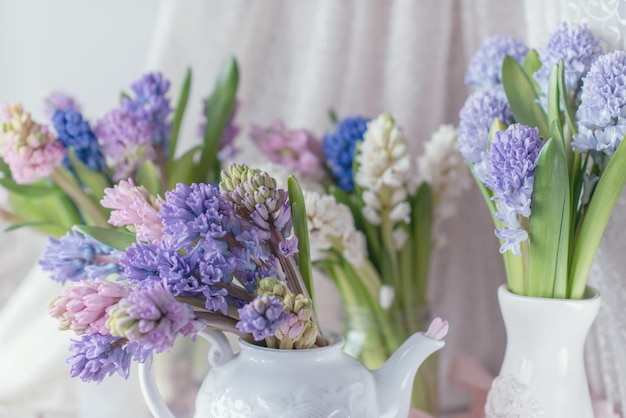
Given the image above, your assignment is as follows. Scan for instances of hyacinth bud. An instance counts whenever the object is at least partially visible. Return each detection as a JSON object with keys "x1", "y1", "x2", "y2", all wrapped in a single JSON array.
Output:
[
  {"x1": 257, "y1": 277, "x2": 289, "y2": 300},
  {"x1": 294, "y1": 322, "x2": 318, "y2": 349},
  {"x1": 106, "y1": 299, "x2": 142, "y2": 340}
]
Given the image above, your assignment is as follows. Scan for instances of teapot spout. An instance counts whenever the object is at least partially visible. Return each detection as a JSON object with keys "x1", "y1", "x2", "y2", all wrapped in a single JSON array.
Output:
[{"x1": 372, "y1": 331, "x2": 445, "y2": 418}]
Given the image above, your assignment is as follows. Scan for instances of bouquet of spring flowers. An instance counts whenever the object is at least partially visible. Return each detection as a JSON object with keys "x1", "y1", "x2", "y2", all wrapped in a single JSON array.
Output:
[
  {"x1": 247, "y1": 112, "x2": 469, "y2": 413},
  {"x1": 458, "y1": 23, "x2": 626, "y2": 299},
  {"x1": 42, "y1": 162, "x2": 328, "y2": 383},
  {"x1": 0, "y1": 57, "x2": 239, "y2": 239}
]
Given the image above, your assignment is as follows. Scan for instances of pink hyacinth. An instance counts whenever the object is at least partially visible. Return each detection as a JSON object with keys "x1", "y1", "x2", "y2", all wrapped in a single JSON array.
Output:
[
  {"x1": 249, "y1": 120, "x2": 325, "y2": 179},
  {"x1": 101, "y1": 178, "x2": 164, "y2": 243},
  {"x1": 48, "y1": 279, "x2": 131, "y2": 335},
  {"x1": 424, "y1": 317, "x2": 449, "y2": 340},
  {"x1": 0, "y1": 104, "x2": 65, "y2": 184}
]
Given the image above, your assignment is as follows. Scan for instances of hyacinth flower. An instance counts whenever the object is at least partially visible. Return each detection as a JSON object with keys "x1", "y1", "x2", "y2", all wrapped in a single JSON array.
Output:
[
  {"x1": 534, "y1": 22, "x2": 603, "y2": 111},
  {"x1": 273, "y1": 112, "x2": 468, "y2": 414},
  {"x1": 0, "y1": 57, "x2": 239, "y2": 242},
  {"x1": 249, "y1": 120, "x2": 326, "y2": 181},
  {"x1": 323, "y1": 116, "x2": 370, "y2": 192},
  {"x1": 465, "y1": 35, "x2": 529, "y2": 100},
  {"x1": 458, "y1": 24, "x2": 626, "y2": 299}
]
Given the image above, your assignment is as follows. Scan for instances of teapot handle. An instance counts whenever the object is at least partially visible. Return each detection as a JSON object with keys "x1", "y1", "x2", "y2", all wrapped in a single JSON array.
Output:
[{"x1": 138, "y1": 329, "x2": 235, "y2": 418}]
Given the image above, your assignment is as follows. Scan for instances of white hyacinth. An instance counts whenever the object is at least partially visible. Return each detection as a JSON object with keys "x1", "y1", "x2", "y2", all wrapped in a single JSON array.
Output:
[
  {"x1": 303, "y1": 191, "x2": 367, "y2": 265},
  {"x1": 414, "y1": 124, "x2": 471, "y2": 246},
  {"x1": 354, "y1": 113, "x2": 413, "y2": 227}
]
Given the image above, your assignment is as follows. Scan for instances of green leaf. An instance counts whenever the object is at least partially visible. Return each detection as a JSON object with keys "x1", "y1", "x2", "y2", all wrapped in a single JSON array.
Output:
[
  {"x1": 502, "y1": 55, "x2": 550, "y2": 138},
  {"x1": 557, "y1": 61, "x2": 577, "y2": 135},
  {"x1": 410, "y1": 182, "x2": 433, "y2": 306},
  {"x1": 167, "y1": 145, "x2": 201, "y2": 190},
  {"x1": 569, "y1": 137, "x2": 626, "y2": 298},
  {"x1": 8, "y1": 192, "x2": 82, "y2": 236},
  {"x1": 169, "y1": 68, "x2": 192, "y2": 161},
  {"x1": 522, "y1": 49, "x2": 542, "y2": 92},
  {"x1": 547, "y1": 65, "x2": 563, "y2": 142},
  {"x1": 75, "y1": 225, "x2": 136, "y2": 251},
  {"x1": 0, "y1": 178, "x2": 60, "y2": 197},
  {"x1": 137, "y1": 160, "x2": 161, "y2": 196},
  {"x1": 67, "y1": 148, "x2": 111, "y2": 201},
  {"x1": 528, "y1": 138, "x2": 570, "y2": 298},
  {"x1": 198, "y1": 57, "x2": 239, "y2": 183},
  {"x1": 287, "y1": 176, "x2": 315, "y2": 302}
]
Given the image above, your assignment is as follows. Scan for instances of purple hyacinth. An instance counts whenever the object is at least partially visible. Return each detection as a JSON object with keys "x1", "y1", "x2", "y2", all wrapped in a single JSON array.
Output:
[
  {"x1": 52, "y1": 108, "x2": 106, "y2": 171},
  {"x1": 159, "y1": 183, "x2": 239, "y2": 247},
  {"x1": 123, "y1": 72, "x2": 172, "y2": 153},
  {"x1": 534, "y1": 22, "x2": 603, "y2": 110},
  {"x1": 458, "y1": 91, "x2": 514, "y2": 182},
  {"x1": 486, "y1": 124, "x2": 544, "y2": 255},
  {"x1": 107, "y1": 283, "x2": 205, "y2": 353},
  {"x1": 39, "y1": 229, "x2": 122, "y2": 284},
  {"x1": 44, "y1": 91, "x2": 81, "y2": 119},
  {"x1": 94, "y1": 107, "x2": 155, "y2": 181},
  {"x1": 465, "y1": 35, "x2": 529, "y2": 99},
  {"x1": 67, "y1": 333, "x2": 149, "y2": 383},
  {"x1": 198, "y1": 100, "x2": 240, "y2": 161},
  {"x1": 236, "y1": 295, "x2": 289, "y2": 341},
  {"x1": 323, "y1": 116, "x2": 370, "y2": 192},
  {"x1": 573, "y1": 51, "x2": 626, "y2": 157},
  {"x1": 119, "y1": 241, "x2": 161, "y2": 286}
]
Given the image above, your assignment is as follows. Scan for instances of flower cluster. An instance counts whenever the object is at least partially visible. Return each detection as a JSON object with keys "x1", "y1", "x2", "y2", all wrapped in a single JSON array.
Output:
[
  {"x1": 247, "y1": 110, "x2": 466, "y2": 401},
  {"x1": 459, "y1": 22, "x2": 626, "y2": 299},
  {"x1": 0, "y1": 58, "x2": 240, "y2": 240},
  {"x1": 41, "y1": 163, "x2": 326, "y2": 382}
]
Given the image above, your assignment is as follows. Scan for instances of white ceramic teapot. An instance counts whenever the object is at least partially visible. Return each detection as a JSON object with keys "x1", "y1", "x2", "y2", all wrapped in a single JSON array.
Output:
[{"x1": 139, "y1": 329, "x2": 444, "y2": 418}]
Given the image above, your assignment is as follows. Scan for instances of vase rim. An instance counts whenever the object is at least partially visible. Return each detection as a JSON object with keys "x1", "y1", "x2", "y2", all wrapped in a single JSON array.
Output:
[
  {"x1": 497, "y1": 283, "x2": 600, "y2": 303},
  {"x1": 238, "y1": 331, "x2": 345, "y2": 354}
]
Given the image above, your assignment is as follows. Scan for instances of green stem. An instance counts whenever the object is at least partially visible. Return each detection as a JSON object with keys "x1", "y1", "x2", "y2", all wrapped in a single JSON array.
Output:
[{"x1": 51, "y1": 168, "x2": 109, "y2": 227}]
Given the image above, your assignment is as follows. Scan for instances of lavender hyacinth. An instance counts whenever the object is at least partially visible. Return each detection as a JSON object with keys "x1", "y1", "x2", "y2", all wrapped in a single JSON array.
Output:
[
  {"x1": 67, "y1": 333, "x2": 149, "y2": 383},
  {"x1": 534, "y1": 23, "x2": 603, "y2": 110},
  {"x1": 236, "y1": 294, "x2": 289, "y2": 341},
  {"x1": 486, "y1": 124, "x2": 544, "y2": 255},
  {"x1": 465, "y1": 35, "x2": 529, "y2": 99},
  {"x1": 94, "y1": 108, "x2": 155, "y2": 181},
  {"x1": 39, "y1": 229, "x2": 122, "y2": 284},
  {"x1": 106, "y1": 283, "x2": 205, "y2": 353},
  {"x1": 458, "y1": 91, "x2": 514, "y2": 182},
  {"x1": 123, "y1": 72, "x2": 172, "y2": 153},
  {"x1": 573, "y1": 51, "x2": 626, "y2": 157}
]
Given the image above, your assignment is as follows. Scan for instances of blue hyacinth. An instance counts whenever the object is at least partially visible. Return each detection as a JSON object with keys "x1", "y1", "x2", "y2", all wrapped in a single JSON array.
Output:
[
  {"x1": 458, "y1": 91, "x2": 514, "y2": 182},
  {"x1": 573, "y1": 51, "x2": 626, "y2": 157},
  {"x1": 465, "y1": 35, "x2": 529, "y2": 100},
  {"x1": 486, "y1": 124, "x2": 544, "y2": 256},
  {"x1": 39, "y1": 228, "x2": 122, "y2": 284},
  {"x1": 323, "y1": 116, "x2": 370, "y2": 192},
  {"x1": 534, "y1": 22, "x2": 603, "y2": 111},
  {"x1": 52, "y1": 108, "x2": 106, "y2": 172}
]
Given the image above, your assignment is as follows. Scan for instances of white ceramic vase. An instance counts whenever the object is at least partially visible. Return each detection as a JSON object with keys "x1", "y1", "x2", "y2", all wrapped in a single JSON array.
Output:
[
  {"x1": 139, "y1": 329, "x2": 444, "y2": 418},
  {"x1": 485, "y1": 284, "x2": 601, "y2": 418}
]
